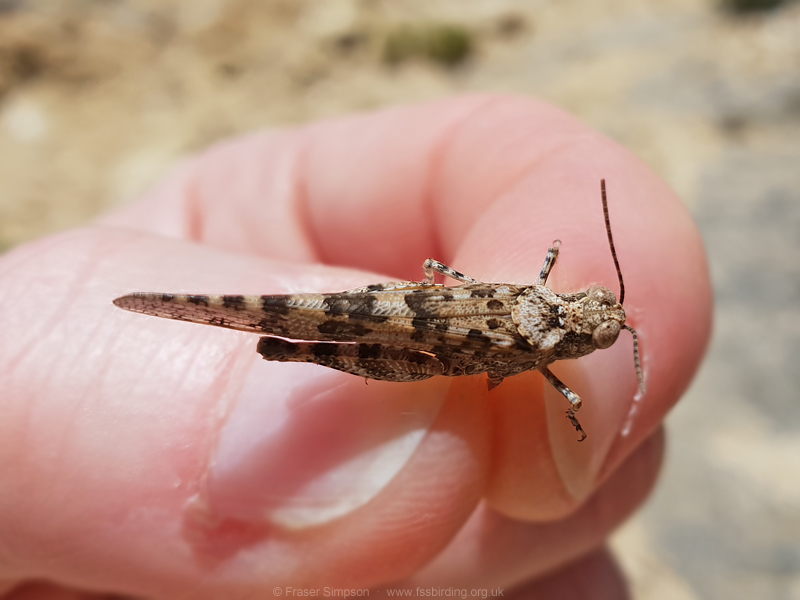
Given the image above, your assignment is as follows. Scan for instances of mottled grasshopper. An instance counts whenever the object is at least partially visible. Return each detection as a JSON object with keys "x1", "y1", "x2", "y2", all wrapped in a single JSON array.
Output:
[{"x1": 114, "y1": 180, "x2": 644, "y2": 440}]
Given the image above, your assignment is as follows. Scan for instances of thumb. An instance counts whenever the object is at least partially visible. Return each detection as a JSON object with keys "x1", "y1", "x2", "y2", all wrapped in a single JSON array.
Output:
[{"x1": 0, "y1": 226, "x2": 487, "y2": 597}]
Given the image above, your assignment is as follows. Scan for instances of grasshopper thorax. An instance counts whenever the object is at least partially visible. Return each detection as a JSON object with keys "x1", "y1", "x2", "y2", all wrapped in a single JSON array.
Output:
[{"x1": 511, "y1": 285, "x2": 623, "y2": 359}]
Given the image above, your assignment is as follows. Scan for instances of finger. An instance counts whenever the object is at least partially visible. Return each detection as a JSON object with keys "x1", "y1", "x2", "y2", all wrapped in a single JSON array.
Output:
[
  {"x1": 401, "y1": 429, "x2": 662, "y2": 590},
  {"x1": 107, "y1": 94, "x2": 711, "y2": 515},
  {"x1": 100, "y1": 96, "x2": 493, "y2": 278},
  {"x1": 0, "y1": 229, "x2": 488, "y2": 597},
  {"x1": 507, "y1": 547, "x2": 629, "y2": 600},
  {"x1": 2, "y1": 581, "x2": 115, "y2": 600},
  {"x1": 426, "y1": 99, "x2": 709, "y2": 515}
]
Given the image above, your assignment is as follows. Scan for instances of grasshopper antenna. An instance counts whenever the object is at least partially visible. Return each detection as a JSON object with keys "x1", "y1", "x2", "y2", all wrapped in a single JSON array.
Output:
[
  {"x1": 601, "y1": 179, "x2": 646, "y2": 395},
  {"x1": 623, "y1": 324, "x2": 646, "y2": 395},
  {"x1": 601, "y1": 179, "x2": 625, "y2": 305}
]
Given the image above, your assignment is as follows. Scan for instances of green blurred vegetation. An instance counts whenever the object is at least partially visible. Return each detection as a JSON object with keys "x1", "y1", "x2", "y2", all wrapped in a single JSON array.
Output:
[
  {"x1": 721, "y1": 0, "x2": 793, "y2": 13},
  {"x1": 382, "y1": 23, "x2": 473, "y2": 68}
]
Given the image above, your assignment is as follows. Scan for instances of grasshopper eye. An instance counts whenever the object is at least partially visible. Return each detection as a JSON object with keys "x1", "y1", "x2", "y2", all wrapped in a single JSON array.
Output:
[
  {"x1": 592, "y1": 320, "x2": 621, "y2": 349},
  {"x1": 587, "y1": 285, "x2": 617, "y2": 306}
]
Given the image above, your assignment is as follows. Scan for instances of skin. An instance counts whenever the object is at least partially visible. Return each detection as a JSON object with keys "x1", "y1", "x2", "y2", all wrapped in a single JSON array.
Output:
[{"x1": 0, "y1": 95, "x2": 711, "y2": 599}]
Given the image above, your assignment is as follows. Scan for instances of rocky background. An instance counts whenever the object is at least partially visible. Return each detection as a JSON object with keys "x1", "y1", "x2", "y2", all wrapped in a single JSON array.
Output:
[{"x1": 1, "y1": 1, "x2": 799, "y2": 598}]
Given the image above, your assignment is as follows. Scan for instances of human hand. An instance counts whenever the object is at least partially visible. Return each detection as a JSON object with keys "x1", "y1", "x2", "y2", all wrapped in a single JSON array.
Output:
[{"x1": 0, "y1": 95, "x2": 711, "y2": 599}]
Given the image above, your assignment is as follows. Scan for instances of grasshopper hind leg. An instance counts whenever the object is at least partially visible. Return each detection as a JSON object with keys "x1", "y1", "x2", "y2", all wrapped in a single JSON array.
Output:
[{"x1": 257, "y1": 337, "x2": 447, "y2": 382}]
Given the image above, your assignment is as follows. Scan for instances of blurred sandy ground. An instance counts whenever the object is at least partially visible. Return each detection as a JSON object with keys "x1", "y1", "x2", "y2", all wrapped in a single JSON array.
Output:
[{"x1": 1, "y1": 0, "x2": 798, "y2": 598}]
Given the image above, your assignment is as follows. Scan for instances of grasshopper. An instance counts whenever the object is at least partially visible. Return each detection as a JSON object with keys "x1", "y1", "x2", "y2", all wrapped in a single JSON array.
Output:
[{"x1": 114, "y1": 180, "x2": 644, "y2": 440}]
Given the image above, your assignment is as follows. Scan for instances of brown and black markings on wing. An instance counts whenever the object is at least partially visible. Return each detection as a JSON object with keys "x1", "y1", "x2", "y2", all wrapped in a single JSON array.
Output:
[{"x1": 113, "y1": 282, "x2": 545, "y2": 382}]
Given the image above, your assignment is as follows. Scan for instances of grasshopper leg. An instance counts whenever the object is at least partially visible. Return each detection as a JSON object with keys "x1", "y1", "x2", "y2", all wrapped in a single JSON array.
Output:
[
  {"x1": 540, "y1": 365, "x2": 587, "y2": 441},
  {"x1": 257, "y1": 337, "x2": 447, "y2": 382},
  {"x1": 487, "y1": 373, "x2": 505, "y2": 390},
  {"x1": 422, "y1": 259, "x2": 482, "y2": 285},
  {"x1": 536, "y1": 240, "x2": 561, "y2": 286}
]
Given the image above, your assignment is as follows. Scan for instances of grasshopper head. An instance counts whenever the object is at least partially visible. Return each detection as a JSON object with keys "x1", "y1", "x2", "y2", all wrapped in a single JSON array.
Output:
[
  {"x1": 583, "y1": 282, "x2": 645, "y2": 396},
  {"x1": 584, "y1": 285, "x2": 625, "y2": 350}
]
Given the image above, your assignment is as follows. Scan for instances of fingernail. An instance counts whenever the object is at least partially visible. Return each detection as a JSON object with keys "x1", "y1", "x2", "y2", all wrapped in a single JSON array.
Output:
[
  {"x1": 545, "y1": 341, "x2": 639, "y2": 501},
  {"x1": 204, "y1": 362, "x2": 448, "y2": 529}
]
